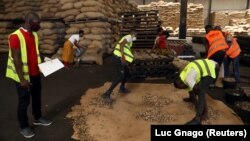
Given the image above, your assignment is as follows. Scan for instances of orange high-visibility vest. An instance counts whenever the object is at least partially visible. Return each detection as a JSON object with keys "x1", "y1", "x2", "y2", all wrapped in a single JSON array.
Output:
[
  {"x1": 226, "y1": 38, "x2": 241, "y2": 59},
  {"x1": 205, "y1": 30, "x2": 228, "y2": 58}
]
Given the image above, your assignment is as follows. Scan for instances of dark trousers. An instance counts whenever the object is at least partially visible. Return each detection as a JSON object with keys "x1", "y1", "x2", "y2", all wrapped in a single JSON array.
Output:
[
  {"x1": 224, "y1": 56, "x2": 240, "y2": 82},
  {"x1": 209, "y1": 50, "x2": 226, "y2": 66},
  {"x1": 107, "y1": 57, "x2": 130, "y2": 93},
  {"x1": 195, "y1": 76, "x2": 214, "y2": 118},
  {"x1": 209, "y1": 50, "x2": 225, "y2": 82},
  {"x1": 15, "y1": 75, "x2": 42, "y2": 129}
]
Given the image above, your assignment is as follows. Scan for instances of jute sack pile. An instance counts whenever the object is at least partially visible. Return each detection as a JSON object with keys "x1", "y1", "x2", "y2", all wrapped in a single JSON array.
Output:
[
  {"x1": 3, "y1": 0, "x2": 41, "y2": 20},
  {"x1": 0, "y1": 22, "x2": 14, "y2": 52},
  {"x1": 138, "y1": 1, "x2": 204, "y2": 36},
  {"x1": 39, "y1": 0, "x2": 61, "y2": 19},
  {"x1": 38, "y1": 21, "x2": 66, "y2": 54}
]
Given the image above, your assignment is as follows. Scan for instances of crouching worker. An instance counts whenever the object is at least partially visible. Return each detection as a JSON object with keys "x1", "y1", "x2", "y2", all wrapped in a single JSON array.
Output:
[
  {"x1": 62, "y1": 30, "x2": 84, "y2": 68},
  {"x1": 174, "y1": 59, "x2": 218, "y2": 125}
]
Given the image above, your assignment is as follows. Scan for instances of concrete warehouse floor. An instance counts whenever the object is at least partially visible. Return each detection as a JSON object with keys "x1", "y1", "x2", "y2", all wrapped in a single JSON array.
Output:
[{"x1": 0, "y1": 41, "x2": 250, "y2": 141}]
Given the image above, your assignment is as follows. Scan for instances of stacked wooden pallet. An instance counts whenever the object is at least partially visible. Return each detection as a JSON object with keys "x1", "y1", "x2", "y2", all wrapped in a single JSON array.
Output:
[
  {"x1": 119, "y1": 10, "x2": 159, "y2": 49},
  {"x1": 130, "y1": 49, "x2": 177, "y2": 79},
  {"x1": 168, "y1": 40, "x2": 195, "y2": 56}
]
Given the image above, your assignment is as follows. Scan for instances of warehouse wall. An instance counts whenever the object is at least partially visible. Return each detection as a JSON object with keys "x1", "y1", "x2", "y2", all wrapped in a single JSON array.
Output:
[{"x1": 134, "y1": 0, "x2": 249, "y2": 24}]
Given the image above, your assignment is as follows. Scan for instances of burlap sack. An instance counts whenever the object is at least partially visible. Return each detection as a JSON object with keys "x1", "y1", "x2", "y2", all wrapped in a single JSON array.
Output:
[
  {"x1": 0, "y1": 28, "x2": 12, "y2": 34},
  {"x1": 46, "y1": 34, "x2": 58, "y2": 40},
  {"x1": 89, "y1": 40, "x2": 103, "y2": 48},
  {"x1": 171, "y1": 57, "x2": 189, "y2": 71},
  {"x1": 76, "y1": 13, "x2": 86, "y2": 20},
  {"x1": 85, "y1": 22, "x2": 110, "y2": 28},
  {"x1": 80, "y1": 6, "x2": 100, "y2": 12},
  {"x1": 80, "y1": 47, "x2": 103, "y2": 65},
  {"x1": 70, "y1": 23, "x2": 85, "y2": 28},
  {"x1": 55, "y1": 22, "x2": 66, "y2": 28},
  {"x1": 41, "y1": 49, "x2": 56, "y2": 54},
  {"x1": 91, "y1": 27, "x2": 105, "y2": 34},
  {"x1": 82, "y1": 28, "x2": 90, "y2": 34},
  {"x1": 0, "y1": 22, "x2": 12, "y2": 28},
  {"x1": 79, "y1": 39, "x2": 91, "y2": 47},
  {"x1": 61, "y1": 9, "x2": 79, "y2": 18},
  {"x1": 42, "y1": 29, "x2": 56, "y2": 36},
  {"x1": 84, "y1": 12, "x2": 105, "y2": 18},
  {"x1": 74, "y1": 1, "x2": 83, "y2": 9},
  {"x1": 84, "y1": 34, "x2": 104, "y2": 40},
  {"x1": 55, "y1": 12, "x2": 62, "y2": 18},
  {"x1": 0, "y1": 48, "x2": 9, "y2": 53},
  {"x1": 65, "y1": 34, "x2": 71, "y2": 39},
  {"x1": 40, "y1": 44, "x2": 56, "y2": 50},
  {"x1": 61, "y1": 2, "x2": 74, "y2": 10},
  {"x1": 66, "y1": 27, "x2": 79, "y2": 34},
  {"x1": 82, "y1": 0, "x2": 102, "y2": 7},
  {"x1": 64, "y1": 15, "x2": 75, "y2": 21},
  {"x1": 60, "y1": 0, "x2": 76, "y2": 4},
  {"x1": 43, "y1": 39, "x2": 56, "y2": 45}
]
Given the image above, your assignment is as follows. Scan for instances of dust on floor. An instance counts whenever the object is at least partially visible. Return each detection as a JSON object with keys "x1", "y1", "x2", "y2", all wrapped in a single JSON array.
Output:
[{"x1": 67, "y1": 82, "x2": 243, "y2": 141}]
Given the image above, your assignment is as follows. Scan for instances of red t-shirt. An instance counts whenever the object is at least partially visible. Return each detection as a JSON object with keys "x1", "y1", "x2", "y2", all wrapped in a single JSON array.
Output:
[
  {"x1": 9, "y1": 28, "x2": 39, "y2": 76},
  {"x1": 158, "y1": 35, "x2": 167, "y2": 49}
]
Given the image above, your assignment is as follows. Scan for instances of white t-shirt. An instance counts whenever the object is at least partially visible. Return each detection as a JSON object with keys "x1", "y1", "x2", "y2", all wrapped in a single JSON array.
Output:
[
  {"x1": 68, "y1": 34, "x2": 80, "y2": 44},
  {"x1": 184, "y1": 60, "x2": 217, "y2": 89}
]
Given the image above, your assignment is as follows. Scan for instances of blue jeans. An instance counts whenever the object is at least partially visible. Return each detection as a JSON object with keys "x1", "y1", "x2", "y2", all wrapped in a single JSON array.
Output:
[{"x1": 224, "y1": 56, "x2": 240, "y2": 82}]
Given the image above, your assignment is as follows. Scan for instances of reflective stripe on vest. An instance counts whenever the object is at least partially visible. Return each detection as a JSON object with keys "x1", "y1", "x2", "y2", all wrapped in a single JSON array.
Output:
[
  {"x1": 226, "y1": 38, "x2": 241, "y2": 58},
  {"x1": 180, "y1": 59, "x2": 216, "y2": 91},
  {"x1": 113, "y1": 34, "x2": 134, "y2": 63},
  {"x1": 206, "y1": 30, "x2": 228, "y2": 58},
  {"x1": 6, "y1": 29, "x2": 41, "y2": 82}
]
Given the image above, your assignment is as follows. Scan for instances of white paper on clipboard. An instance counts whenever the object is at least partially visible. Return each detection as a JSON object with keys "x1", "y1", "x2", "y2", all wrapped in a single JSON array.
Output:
[{"x1": 38, "y1": 58, "x2": 64, "y2": 77}]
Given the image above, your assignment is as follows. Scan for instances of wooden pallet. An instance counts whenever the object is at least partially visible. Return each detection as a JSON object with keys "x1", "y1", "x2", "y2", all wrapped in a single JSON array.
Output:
[{"x1": 65, "y1": 18, "x2": 117, "y2": 24}]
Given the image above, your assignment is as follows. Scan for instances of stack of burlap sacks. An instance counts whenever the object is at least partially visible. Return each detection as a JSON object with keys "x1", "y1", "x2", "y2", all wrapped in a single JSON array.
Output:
[
  {"x1": 0, "y1": 22, "x2": 14, "y2": 52},
  {"x1": 52, "y1": 0, "x2": 137, "y2": 65},
  {"x1": 1, "y1": 0, "x2": 41, "y2": 20},
  {"x1": 0, "y1": 0, "x2": 4, "y2": 13},
  {"x1": 138, "y1": 1, "x2": 205, "y2": 36},
  {"x1": 37, "y1": 0, "x2": 66, "y2": 55},
  {"x1": 212, "y1": 9, "x2": 250, "y2": 36},
  {"x1": 38, "y1": 22, "x2": 66, "y2": 54},
  {"x1": 55, "y1": 0, "x2": 137, "y2": 21},
  {"x1": 38, "y1": 0, "x2": 61, "y2": 19}
]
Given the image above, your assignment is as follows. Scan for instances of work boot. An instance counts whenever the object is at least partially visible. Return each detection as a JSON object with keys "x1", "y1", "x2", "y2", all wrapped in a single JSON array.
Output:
[
  {"x1": 101, "y1": 91, "x2": 112, "y2": 103},
  {"x1": 185, "y1": 117, "x2": 201, "y2": 125}
]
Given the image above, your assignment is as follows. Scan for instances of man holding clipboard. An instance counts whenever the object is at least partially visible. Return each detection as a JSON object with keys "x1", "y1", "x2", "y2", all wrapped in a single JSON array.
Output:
[{"x1": 6, "y1": 12, "x2": 52, "y2": 138}]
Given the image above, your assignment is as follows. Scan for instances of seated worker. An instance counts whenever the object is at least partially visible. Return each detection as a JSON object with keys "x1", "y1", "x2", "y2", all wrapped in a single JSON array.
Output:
[
  {"x1": 62, "y1": 30, "x2": 85, "y2": 68},
  {"x1": 152, "y1": 30, "x2": 170, "y2": 49},
  {"x1": 174, "y1": 59, "x2": 218, "y2": 125}
]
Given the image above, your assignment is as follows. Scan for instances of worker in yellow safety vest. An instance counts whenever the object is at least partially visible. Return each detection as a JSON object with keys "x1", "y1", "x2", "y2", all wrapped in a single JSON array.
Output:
[
  {"x1": 224, "y1": 34, "x2": 241, "y2": 83},
  {"x1": 102, "y1": 29, "x2": 137, "y2": 103},
  {"x1": 6, "y1": 12, "x2": 52, "y2": 138},
  {"x1": 174, "y1": 59, "x2": 218, "y2": 125}
]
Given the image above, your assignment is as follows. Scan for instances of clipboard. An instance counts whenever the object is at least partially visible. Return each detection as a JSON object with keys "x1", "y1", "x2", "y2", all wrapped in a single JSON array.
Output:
[{"x1": 38, "y1": 58, "x2": 64, "y2": 77}]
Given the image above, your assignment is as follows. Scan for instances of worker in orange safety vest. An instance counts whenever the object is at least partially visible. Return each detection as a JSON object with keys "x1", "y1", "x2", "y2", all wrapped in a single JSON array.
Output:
[{"x1": 224, "y1": 34, "x2": 241, "y2": 83}]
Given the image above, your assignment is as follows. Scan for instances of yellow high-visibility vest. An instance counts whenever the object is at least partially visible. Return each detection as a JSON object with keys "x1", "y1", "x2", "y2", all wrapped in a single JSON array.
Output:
[
  {"x1": 6, "y1": 29, "x2": 41, "y2": 82},
  {"x1": 180, "y1": 59, "x2": 216, "y2": 91},
  {"x1": 113, "y1": 34, "x2": 134, "y2": 63}
]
